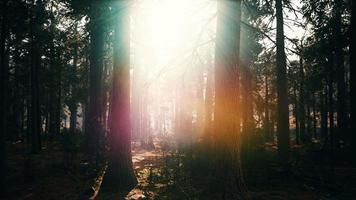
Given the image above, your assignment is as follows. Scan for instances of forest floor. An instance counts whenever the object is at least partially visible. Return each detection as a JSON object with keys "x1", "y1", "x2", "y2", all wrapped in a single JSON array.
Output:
[
  {"x1": 4, "y1": 141, "x2": 85, "y2": 200},
  {"x1": 4, "y1": 139, "x2": 356, "y2": 200}
]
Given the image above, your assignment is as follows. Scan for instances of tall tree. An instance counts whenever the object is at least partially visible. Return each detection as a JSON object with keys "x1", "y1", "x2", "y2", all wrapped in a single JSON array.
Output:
[
  {"x1": 85, "y1": 1, "x2": 105, "y2": 162},
  {"x1": 0, "y1": 0, "x2": 9, "y2": 194},
  {"x1": 29, "y1": 0, "x2": 45, "y2": 153},
  {"x1": 104, "y1": 1, "x2": 137, "y2": 189},
  {"x1": 213, "y1": 0, "x2": 247, "y2": 197},
  {"x1": 275, "y1": 0, "x2": 290, "y2": 164},
  {"x1": 298, "y1": 42, "x2": 306, "y2": 143},
  {"x1": 350, "y1": 0, "x2": 356, "y2": 164},
  {"x1": 333, "y1": 0, "x2": 347, "y2": 145}
]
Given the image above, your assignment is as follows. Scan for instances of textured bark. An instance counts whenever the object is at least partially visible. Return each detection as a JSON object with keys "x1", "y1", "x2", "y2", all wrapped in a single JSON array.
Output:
[
  {"x1": 275, "y1": 0, "x2": 290, "y2": 163},
  {"x1": 214, "y1": 0, "x2": 247, "y2": 198},
  {"x1": 85, "y1": 2, "x2": 104, "y2": 161},
  {"x1": 104, "y1": 1, "x2": 137, "y2": 189}
]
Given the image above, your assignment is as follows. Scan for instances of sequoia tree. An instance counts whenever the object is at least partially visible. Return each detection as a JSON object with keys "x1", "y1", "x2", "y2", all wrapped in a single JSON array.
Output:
[
  {"x1": 213, "y1": 0, "x2": 248, "y2": 198},
  {"x1": 104, "y1": 1, "x2": 137, "y2": 189}
]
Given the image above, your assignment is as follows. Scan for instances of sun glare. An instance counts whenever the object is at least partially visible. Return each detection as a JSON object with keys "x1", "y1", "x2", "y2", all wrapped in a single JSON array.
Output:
[{"x1": 131, "y1": 0, "x2": 216, "y2": 135}]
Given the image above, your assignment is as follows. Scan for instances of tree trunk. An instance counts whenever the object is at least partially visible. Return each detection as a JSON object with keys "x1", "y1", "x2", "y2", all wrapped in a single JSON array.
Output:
[
  {"x1": 293, "y1": 84, "x2": 300, "y2": 145},
  {"x1": 241, "y1": 61, "x2": 254, "y2": 150},
  {"x1": 214, "y1": 0, "x2": 247, "y2": 198},
  {"x1": 264, "y1": 75, "x2": 271, "y2": 141},
  {"x1": 312, "y1": 95, "x2": 317, "y2": 139},
  {"x1": 104, "y1": 1, "x2": 137, "y2": 189},
  {"x1": 299, "y1": 49, "x2": 306, "y2": 143},
  {"x1": 350, "y1": 0, "x2": 356, "y2": 164},
  {"x1": 0, "y1": 0, "x2": 9, "y2": 194},
  {"x1": 85, "y1": 2, "x2": 105, "y2": 162},
  {"x1": 69, "y1": 40, "x2": 78, "y2": 133},
  {"x1": 333, "y1": 0, "x2": 347, "y2": 147},
  {"x1": 321, "y1": 87, "x2": 328, "y2": 143},
  {"x1": 275, "y1": 0, "x2": 290, "y2": 164},
  {"x1": 29, "y1": 1, "x2": 44, "y2": 153},
  {"x1": 327, "y1": 51, "x2": 335, "y2": 182}
]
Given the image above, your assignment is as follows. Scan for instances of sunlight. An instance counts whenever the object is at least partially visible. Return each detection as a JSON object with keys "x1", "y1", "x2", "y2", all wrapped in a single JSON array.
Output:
[
  {"x1": 131, "y1": 0, "x2": 216, "y2": 136},
  {"x1": 132, "y1": 0, "x2": 216, "y2": 66}
]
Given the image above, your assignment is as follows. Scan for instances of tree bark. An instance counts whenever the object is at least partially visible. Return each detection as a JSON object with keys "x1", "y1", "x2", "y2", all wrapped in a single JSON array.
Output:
[
  {"x1": 275, "y1": 0, "x2": 290, "y2": 164},
  {"x1": 104, "y1": 1, "x2": 137, "y2": 189},
  {"x1": 214, "y1": 0, "x2": 247, "y2": 197},
  {"x1": 85, "y1": 2, "x2": 105, "y2": 162}
]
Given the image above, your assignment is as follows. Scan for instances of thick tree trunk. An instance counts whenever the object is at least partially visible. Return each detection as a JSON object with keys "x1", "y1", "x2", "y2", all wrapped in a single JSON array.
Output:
[
  {"x1": 275, "y1": 0, "x2": 290, "y2": 164},
  {"x1": 214, "y1": 0, "x2": 247, "y2": 198},
  {"x1": 86, "y1": 2, "x2": 104, "y2": 162},
  {"x1": 104, "y1": 1, "x2": 137, "y2": 189}
]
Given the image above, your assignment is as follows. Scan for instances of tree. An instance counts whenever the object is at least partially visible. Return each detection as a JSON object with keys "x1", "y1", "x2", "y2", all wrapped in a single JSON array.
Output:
[
  {"x1": 275, "y1": 0, "x2": 290, "y2": 165},
  {"x1": 104, "y1": 1, "x2": 137, "y2": 189},
  {"x1": 0, "y1": 0, "x2": 9, "y2": 194},
  {"x1": 85, "y1": 1, "x2": 105, "y2": 162},
  {"x1": 298, "y1": 41, "x2": 306, "y2": 143},
  {"x1": 350, "y1": 0, "x2": 356, "y2": 164},
  {"x1": 29, "y1": 0, "x2": 46, "y2": 153},
  {"x1": 213, "y1": 0, "x2": 247, "y2": 197},
  {"x1": 333, "y1": 0, "x2": 347, "y2": 145}
]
